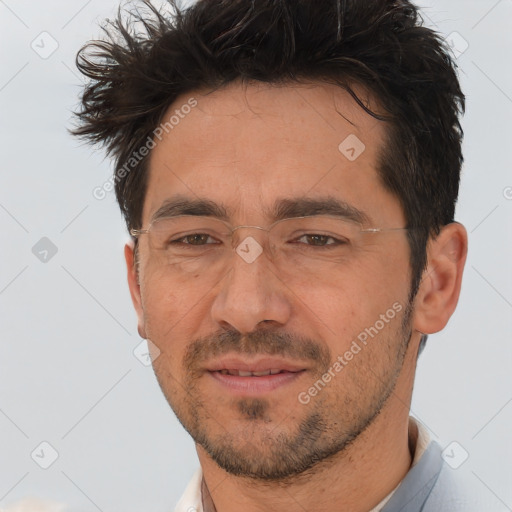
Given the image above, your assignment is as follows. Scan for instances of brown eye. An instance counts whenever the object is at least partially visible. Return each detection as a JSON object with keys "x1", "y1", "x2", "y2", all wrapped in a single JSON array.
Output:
[
  {"x1": 182, "y1": 234, "x2": 212, "y2": 245},
  {"x1": 295, "y1": 234, "x2": 345, "y2": 247},
  {"x1": 306, "y1": 235, "x2": 330, "y2": 246}
]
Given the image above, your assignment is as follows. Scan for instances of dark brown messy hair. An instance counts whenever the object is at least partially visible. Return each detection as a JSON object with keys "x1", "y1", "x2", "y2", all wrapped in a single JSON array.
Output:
[{"x1": 72, "y1": 0, "x2": 465, "y2": 309}]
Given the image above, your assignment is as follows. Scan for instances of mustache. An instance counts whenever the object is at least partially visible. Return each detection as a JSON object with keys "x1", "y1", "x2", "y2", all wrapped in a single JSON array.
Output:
[{"x1": 183, "y1": 328, "x2": 331, "y2": 372}]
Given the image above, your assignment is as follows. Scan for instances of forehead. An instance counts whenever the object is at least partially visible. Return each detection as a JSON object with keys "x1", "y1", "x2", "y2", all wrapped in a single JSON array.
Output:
[{"x1": 144, "y1": 80, "x2": 401, "y2": 225}]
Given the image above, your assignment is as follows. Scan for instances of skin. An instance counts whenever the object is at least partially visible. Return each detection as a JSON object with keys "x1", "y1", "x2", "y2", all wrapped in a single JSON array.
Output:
[{"x1": 124, "y1": 80, "x2": 468, "y2": 512}]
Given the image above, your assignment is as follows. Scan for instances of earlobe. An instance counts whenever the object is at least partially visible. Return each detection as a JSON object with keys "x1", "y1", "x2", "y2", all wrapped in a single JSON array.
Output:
[
  {"x1": 412, "y1": 223, "x2": 468, "y2": 335},
  {"x1": 124, "y1": 241, "x2": 147, "y2": 339}
]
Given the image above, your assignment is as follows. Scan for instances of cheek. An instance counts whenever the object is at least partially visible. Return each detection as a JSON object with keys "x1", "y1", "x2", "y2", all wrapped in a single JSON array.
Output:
[
  {"x1": 292, "y1": 248, "x2": 409, "y2": 348},
  {"x1": 140, "y1": 269, "x2": 192, "y2": 336},
  {"x1": 140, "y1": 265, "x2": 218, "y2": 355}
]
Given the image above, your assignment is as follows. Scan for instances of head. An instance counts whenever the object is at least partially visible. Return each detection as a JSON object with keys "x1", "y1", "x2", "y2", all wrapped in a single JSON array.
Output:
[{"x1": 73, "y1": 0, "x2": 467, "y2": 481}]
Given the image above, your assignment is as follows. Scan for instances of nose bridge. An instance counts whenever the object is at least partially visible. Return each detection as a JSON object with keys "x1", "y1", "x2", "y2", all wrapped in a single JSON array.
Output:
[
  {"x1": 228, "y1": 223, "x2": 274, "y2": 264},
  {"x1": 210, "y1": 225, "x2": 291, "y2": 333},
  {"x1": 230, "y1": 223, "x2": 268, "y2": 247}
]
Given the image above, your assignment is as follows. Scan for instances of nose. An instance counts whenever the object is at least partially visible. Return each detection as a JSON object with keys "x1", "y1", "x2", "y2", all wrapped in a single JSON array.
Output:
[{"x1": 210, "y1": 233, "x2": 292, "y2": 334}]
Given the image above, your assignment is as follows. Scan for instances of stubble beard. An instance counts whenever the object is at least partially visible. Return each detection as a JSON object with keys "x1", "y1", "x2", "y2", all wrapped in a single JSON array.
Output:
[{"x1": 153, "y1": 302, "x2": 413, "y2": 483}]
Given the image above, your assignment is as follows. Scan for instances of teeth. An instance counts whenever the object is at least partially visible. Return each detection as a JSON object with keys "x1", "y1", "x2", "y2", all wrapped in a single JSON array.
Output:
[
  {"x1": 251, "y1": 370, "x2": 271, "y2": 376},
  {"x1": 217, "y1": 369, "x2": 285, "y2": 376}
]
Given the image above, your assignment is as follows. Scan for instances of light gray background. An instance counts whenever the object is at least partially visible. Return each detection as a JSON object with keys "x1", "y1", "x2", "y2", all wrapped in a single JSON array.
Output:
[{"x1": 1, "y1": 0, "x2": 511, "y2": 511}]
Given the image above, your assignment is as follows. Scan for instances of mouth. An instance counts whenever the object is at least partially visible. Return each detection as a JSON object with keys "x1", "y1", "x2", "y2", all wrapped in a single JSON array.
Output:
[
  {"x1": 215, "y1": 368, "x2": 295, "y2": 377},
  {"x1": 205, "y1": 357, "x2": 307, "y2": 395}
]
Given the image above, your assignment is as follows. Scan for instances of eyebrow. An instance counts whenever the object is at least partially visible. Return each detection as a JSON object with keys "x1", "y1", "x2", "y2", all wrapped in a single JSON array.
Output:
[{"x1": 150, "y1": 195, "x2": 372, "y2": 225}]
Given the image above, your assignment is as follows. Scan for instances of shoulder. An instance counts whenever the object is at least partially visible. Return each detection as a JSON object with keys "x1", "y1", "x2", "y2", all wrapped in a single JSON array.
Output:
[
  {"x1": 423, "y1": 445, "x2": 509, "y2": 512},
  {"x1": 381, "y1": 434, "x2": 509, "y2": 512}
]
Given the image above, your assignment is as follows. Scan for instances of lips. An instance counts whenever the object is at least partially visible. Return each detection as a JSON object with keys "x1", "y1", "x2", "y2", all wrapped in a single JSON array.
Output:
[
  {"x1": 206, "y1": 356, "x2": 306, "y2": 374},
  {"x1": 217, "y1": 368, "x2": 288, "y2": 376},
  {"x1": 205, "y1": 356, "x2": 307, "y2": 395}
]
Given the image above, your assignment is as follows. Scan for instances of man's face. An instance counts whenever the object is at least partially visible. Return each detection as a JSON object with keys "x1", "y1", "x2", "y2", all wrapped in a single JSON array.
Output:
[{"x1": 129, "y1": 81, "x2": 417, "y2": 480}]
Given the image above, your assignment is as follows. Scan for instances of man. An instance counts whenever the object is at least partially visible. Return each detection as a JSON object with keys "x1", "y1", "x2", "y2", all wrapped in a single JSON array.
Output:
[{"x1": 72, "y1": 0, "x2": 504, "y2": 510}]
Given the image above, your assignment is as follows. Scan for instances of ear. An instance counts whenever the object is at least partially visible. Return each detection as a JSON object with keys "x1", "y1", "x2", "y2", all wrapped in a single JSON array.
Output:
[
  {"x1": 412, "y1": 222, "x2": 468, "y2": 335},
  {"x1": 124, "y1": 240, "x2": 147, "y2": 339}
]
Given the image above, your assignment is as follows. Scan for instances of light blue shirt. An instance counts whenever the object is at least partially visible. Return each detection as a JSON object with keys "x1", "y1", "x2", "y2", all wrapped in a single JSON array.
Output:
[{"x1": 381, "y1": 439, "x2": 508, "y2": 511}]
